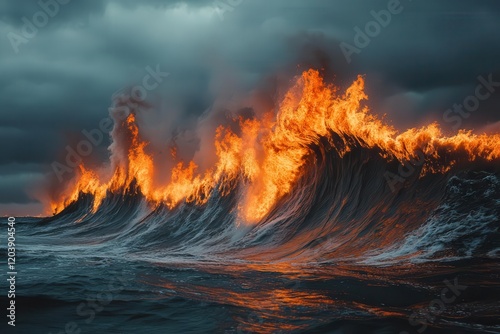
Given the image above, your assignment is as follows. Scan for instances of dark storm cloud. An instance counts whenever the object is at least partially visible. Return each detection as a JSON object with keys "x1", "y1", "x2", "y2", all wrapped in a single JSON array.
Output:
[
  {"x1": 0, "y1": 127, "x2": 60, "y2": 164},
  {"x1": 1, "y1": 0, "x2": 500, "y2": 214},
  {"x1": 0, "y1": 168, "x2": 42, "y2": 203},
  {"x1": 0, "y1": 0, "x2": 105, "y2": 27}
]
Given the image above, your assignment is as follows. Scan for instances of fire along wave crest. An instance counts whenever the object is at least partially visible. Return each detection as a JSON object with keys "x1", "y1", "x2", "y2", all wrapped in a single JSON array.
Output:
[{"x1": 48, "y1": 69, "x2": 500, "y2": 224}]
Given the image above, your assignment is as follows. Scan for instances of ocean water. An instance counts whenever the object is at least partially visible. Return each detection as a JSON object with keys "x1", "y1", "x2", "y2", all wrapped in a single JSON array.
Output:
[{"x1": 3, "y1": 146, "x2": 500, "y2": 334}]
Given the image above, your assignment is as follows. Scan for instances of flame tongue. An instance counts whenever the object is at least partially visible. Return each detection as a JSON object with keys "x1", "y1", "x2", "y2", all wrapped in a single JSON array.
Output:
[{"x1": 50, "y1": 70, "x2": 500, "y2": 222}]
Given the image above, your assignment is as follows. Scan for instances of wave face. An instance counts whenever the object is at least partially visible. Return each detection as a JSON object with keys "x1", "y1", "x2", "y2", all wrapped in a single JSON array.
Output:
[
  {"x1": 39, "y1": 139, "x2": 500, "y2": 265},
  {"x1": 14, "y1": 70, "x2": 500, "y2": 333},
  {"x1": 43, "y1": 69, "x2": 500, "y2": 265}
]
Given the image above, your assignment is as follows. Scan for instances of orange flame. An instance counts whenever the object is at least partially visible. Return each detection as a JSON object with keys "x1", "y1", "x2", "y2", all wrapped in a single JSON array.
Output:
[{"x1": 49, "y1": 69, "x2": 500, "y2": 223}]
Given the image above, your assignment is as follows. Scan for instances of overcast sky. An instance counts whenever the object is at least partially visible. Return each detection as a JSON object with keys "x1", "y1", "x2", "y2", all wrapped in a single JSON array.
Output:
[{"x1": 1, "y1": 0, "x2": 500, "y2": 216}]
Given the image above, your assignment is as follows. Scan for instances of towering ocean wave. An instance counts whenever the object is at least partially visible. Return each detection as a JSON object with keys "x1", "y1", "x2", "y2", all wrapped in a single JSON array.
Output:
[
  {"x1": 38, "y1": 69, "x2": 500, "y2": 266},
  {"x1": 38, "y1": 140, "x2": 500, "y2": 267}
]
